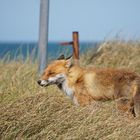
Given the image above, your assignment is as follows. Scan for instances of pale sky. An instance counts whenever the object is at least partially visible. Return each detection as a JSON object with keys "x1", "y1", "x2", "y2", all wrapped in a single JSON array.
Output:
[{"x1": 0, "y1": 0, "x2": 140, "y2": 42}]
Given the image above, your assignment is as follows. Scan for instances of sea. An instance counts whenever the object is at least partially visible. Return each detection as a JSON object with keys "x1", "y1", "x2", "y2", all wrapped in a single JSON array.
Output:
[{"x1": 0, "y1": 42, "x2": 99, "y2": 61}]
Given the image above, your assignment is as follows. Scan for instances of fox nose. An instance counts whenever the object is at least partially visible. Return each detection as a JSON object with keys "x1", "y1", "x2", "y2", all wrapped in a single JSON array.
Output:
[{"x1": 37, "y1": 80, "x2": 41, "y2": 85}]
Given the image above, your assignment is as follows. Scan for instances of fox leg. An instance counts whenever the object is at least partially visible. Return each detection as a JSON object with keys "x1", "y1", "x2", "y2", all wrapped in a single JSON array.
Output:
[
  {"x1": 116, "y1": 81, "x2": 140, "y2": 117},
  {"x1": 133, "y1": 84, "x2": 140, "y2": 118},
  {"x1": 73, "y1": 88, "x2": 93, "y2": 106},
  {"x1": 115, "y1": 97, "x2": 133, "y2": 113},
  {"x1": 133, "y1": 96, "x2": 140, "y2": 118},
  {"x1": 73, "y1": 94, "x2": 93, "y2": 106},
  {"x1": 133, "y1": 94, "x2": 140, "y2": 118}
]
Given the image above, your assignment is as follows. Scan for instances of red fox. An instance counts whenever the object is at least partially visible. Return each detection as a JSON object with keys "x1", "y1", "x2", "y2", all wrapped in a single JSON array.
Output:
[{"x1": 37, "y1": 55, "x2": 140, "y2": 117}]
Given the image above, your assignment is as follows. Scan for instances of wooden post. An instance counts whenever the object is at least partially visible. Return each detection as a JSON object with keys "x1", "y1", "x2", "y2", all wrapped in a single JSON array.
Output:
[
  {"x1": 72, "y1": 32, "x2": 79, "y2": 64},
  {"x1": 38, "y1": 0, "x2": 50, "y2": 74},
  {"x1": 60, "y1": 31, "x2": 80, "y2": 65}
]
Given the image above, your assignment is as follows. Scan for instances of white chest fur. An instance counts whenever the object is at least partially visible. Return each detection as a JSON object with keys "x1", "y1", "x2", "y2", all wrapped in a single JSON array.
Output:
[{"x1": 61, "y1": 80, "x2": 74, "y2": 99}]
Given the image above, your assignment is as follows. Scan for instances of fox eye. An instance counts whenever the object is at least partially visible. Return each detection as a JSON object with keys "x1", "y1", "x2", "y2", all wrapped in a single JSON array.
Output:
[{"x1": 49, "y1": 71, "x2": 55, "y2": 75}]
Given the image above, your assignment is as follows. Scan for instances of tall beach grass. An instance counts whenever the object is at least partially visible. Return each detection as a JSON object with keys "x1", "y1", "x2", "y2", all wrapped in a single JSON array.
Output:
[{"x1": 0, "y1": 40, "x2": 140, "y2": 139}]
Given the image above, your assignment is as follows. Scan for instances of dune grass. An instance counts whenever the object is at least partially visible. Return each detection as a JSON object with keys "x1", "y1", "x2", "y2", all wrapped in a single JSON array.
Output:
[
  {"x1": 81, "y1": 40, "x2": 140, "y2": 73},
  {"x1": 1, "y1": 40, "x2": 140, "y2": 139}
]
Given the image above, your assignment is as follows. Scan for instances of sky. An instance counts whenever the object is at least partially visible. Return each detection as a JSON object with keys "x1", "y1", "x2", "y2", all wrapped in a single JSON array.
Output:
[{"x1": 0, "y1": 0, "x2": 140, "y2": 42}]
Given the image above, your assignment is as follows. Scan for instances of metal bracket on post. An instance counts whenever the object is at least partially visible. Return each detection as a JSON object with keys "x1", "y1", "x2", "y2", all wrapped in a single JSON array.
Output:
[{"x1": 60, "y1": 32, "x2": 80, "y2": 65}]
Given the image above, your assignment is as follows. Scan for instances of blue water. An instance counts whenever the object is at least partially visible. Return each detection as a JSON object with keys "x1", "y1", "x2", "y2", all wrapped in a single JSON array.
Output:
[{"x1": 0, "y1": 42, "x2": 98, "y2": 61}]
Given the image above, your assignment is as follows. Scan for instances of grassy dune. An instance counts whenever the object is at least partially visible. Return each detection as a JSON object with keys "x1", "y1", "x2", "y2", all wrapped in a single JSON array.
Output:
[{"x1": 1, "y1": 40, "x2": 140, "y2": 139}]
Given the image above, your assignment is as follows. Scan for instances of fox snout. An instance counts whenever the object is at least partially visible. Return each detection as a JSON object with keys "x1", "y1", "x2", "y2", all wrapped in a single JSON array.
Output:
[
  {"x1": 37, "y1": 80, "x2": 49, "y2": 87},
  {"x1": 37, "y1": 80, "x2": 41, "y2": 85},
  {"x1": 37, "y1": 74, "x2": 66, "y2": 87}
]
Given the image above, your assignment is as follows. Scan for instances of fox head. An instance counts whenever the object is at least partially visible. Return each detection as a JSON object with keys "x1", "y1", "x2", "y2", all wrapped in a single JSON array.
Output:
[{"x1": 37, "y1": 55, "x2": 73, "y2": 87}]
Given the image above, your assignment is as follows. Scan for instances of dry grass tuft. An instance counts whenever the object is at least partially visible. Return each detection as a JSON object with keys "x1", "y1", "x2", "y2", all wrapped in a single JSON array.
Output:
[
  {"x1": 1, "y1": 40, "x2": 140, "y2": 139},
  {"x1": 81, "y1": 40, "x2": 140, "y2": 73}
]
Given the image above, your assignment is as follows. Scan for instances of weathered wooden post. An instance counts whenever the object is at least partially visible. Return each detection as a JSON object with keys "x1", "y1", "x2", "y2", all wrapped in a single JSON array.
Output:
[
  {"x1": 60, "y1": 31, "x2": 80, "y2": 65},
  {"x1": 72, "y1": 32, "x2": 79, "y2": 64},
  {"x1": 38, "y1": 0, "x2": 50, "y2": 74}
]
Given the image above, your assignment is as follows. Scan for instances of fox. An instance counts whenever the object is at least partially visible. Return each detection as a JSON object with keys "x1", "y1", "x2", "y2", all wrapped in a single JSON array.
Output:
[{"x1": 37, "y1": 55, "x2": 140, "y2": 117}]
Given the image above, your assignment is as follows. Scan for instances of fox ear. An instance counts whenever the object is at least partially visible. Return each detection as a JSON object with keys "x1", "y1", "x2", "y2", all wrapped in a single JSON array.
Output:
[
  {"x1": 65, "y1": 55, "x2": 73, "y2": 68},
  {"x1": 57, "y1": 54, "x2": 65, "y2": 60}
]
